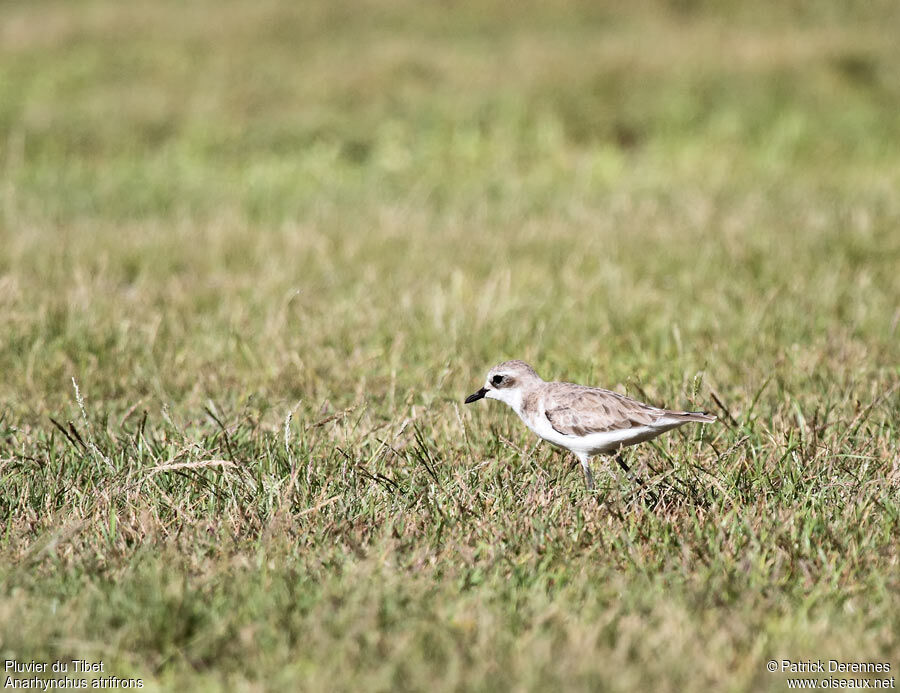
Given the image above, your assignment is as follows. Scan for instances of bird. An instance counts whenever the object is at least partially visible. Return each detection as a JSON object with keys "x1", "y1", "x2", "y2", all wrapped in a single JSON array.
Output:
[{"x1": 464, "y1": 360, "x2": 715, "y2": 491}]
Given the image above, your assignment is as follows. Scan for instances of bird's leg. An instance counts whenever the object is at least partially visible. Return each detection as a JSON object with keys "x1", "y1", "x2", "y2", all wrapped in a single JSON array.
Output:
[
  {"x1": 577, "y1": 455, "x2": 595, "y2": 490},
  {"x1": 614, "y1": 453, "x2": 632, "y2": 475},
  {"x1": 582, "y1": 463, "x2": 595, "y2": 491},
  {"x1": 614, "y1": 451, "x2": 658, "y2": 507}
]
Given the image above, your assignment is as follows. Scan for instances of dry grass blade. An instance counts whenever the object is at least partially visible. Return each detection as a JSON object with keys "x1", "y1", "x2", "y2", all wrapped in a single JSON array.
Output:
[{"x1": 144, "y1": 459, "x2": 236, "y2": 476}]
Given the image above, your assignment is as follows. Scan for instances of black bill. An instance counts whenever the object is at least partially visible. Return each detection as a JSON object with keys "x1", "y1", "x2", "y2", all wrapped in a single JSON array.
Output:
[{"x1": 464, "y1": 387, "x2": 488, "y2": 404}]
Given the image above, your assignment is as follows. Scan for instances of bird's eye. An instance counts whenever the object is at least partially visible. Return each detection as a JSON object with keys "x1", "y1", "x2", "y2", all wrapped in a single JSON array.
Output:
[{"x1": 491, "y1": 374, "x2": 503, "y2": 385}]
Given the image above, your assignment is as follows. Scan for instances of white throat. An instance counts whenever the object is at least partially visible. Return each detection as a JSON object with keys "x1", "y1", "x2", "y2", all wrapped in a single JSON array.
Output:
[{"x1": 486, "y1": 386, "x2": 524, "y2": 415}]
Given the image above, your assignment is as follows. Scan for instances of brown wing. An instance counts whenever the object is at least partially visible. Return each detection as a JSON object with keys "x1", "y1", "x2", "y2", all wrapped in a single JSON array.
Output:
[{"x1": 544, "y1": 386, "x2": 665, "y2": 437}]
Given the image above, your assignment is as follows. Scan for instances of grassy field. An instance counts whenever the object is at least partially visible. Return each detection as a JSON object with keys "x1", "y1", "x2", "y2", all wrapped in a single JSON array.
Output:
[{"x1": 2, "y1": 0, "x2": 899, "y2": 690}]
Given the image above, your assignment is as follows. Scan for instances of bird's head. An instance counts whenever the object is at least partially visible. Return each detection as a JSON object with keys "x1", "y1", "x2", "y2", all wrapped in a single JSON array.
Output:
[{"x1": 464, "y1": 360, "x2": 542, "y2": 407}]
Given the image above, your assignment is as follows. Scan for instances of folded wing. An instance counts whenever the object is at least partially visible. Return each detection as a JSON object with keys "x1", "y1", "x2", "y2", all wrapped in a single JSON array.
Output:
[{"x1": 544, "y1": 387, "x2": 713, "y2": 438}]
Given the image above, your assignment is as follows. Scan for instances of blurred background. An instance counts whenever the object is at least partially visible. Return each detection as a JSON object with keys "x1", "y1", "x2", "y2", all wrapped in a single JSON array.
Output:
[{"x1": 2, "y1": 0, "x2": 898, "y2": 419}]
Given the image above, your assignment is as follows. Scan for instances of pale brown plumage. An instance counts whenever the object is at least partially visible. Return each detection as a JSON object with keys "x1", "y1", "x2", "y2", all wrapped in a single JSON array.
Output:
[{"x1": 544, "y1": 385, "x2": 714, "y2": 438}]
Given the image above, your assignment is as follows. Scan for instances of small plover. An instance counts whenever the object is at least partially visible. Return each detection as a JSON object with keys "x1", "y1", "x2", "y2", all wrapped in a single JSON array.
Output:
[{"x1": 465, "y1": 360, "x2": 715, "y2": 490}]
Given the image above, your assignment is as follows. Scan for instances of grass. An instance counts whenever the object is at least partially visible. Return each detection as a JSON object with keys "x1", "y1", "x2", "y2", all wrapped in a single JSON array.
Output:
[{"x1": 1, "y1": 0, "x2": 899, "y2": 690}]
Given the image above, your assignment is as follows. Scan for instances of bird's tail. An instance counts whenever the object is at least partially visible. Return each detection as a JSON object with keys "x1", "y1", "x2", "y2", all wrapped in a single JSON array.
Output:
[{"x1": 667, "y1": 410, "x2": 716, "y2": 423}]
